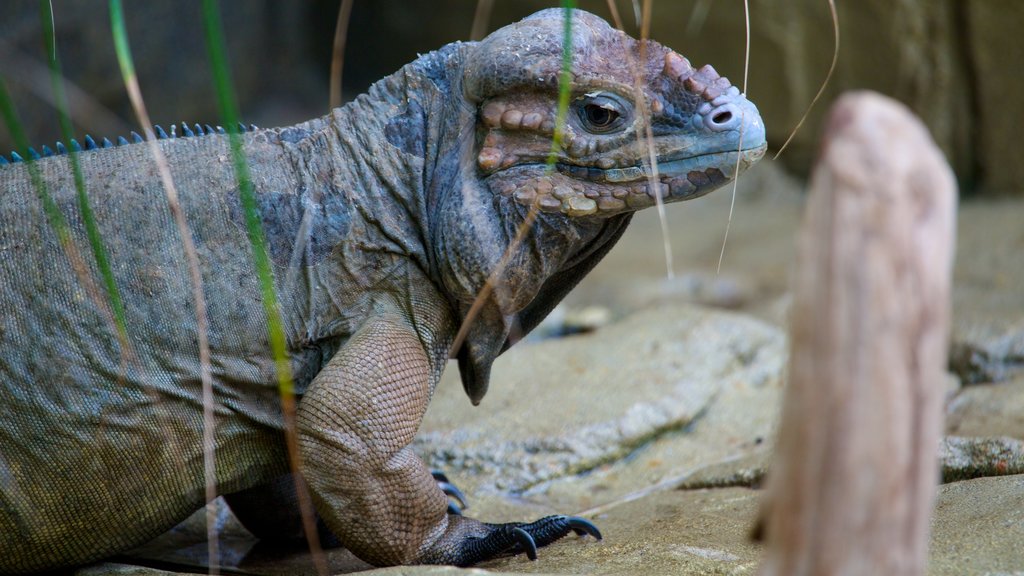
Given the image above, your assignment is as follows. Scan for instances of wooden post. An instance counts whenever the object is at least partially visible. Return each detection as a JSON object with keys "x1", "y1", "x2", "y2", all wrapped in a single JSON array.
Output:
[{"x1": 758, "y1": 92, "x2": 957, "y2": 576}]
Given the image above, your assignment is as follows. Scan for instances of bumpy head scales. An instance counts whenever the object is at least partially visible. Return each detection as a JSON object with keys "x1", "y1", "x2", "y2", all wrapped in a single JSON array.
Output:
[{"x1": 464, "y1": 8, "x2": 767, "y2": 218}]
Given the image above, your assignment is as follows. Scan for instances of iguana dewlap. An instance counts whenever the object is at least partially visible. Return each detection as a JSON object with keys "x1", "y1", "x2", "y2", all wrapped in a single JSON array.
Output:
[{"x1": 0, "y1": 9, "x2": 765, "y2": 572}]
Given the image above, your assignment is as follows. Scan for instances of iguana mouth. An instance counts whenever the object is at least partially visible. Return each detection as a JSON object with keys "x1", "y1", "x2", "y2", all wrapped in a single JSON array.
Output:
[
  {"x1": 486, "y1": 143, "x2": 767, "y2": 217},
  {"x1": 555, "y1": 143, "x2": 768, "y2": 184}
]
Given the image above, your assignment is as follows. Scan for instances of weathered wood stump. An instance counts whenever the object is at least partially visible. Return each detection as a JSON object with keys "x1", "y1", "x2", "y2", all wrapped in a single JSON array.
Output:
[{"x1": 758, "y1": 92, "x2": 957, "y2": 576}]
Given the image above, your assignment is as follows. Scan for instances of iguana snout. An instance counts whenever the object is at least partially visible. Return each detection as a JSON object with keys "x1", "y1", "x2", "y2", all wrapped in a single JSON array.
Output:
[{"x1": 465, "y1": 9, "x2": 766, "y2": 219}]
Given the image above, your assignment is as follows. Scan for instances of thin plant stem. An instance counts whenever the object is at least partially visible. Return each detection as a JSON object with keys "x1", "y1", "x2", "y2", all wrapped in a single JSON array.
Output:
[
  {"x1": 109, "y1": 1, "x2": 220, "y2": 571},
  {"x1": 200, "y1": 1, "x2": 326, "y2": 573}
]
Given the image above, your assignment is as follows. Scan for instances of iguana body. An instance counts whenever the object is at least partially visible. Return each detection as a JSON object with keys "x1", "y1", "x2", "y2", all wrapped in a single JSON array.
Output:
[{"x1": 0, "y1": 9, "x2": 765, "y2": 572}]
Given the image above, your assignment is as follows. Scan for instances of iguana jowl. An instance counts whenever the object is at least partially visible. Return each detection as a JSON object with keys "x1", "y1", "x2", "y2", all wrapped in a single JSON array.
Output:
[{"x1": 0, "y1": 9, "x2": 765, "y2": 571}]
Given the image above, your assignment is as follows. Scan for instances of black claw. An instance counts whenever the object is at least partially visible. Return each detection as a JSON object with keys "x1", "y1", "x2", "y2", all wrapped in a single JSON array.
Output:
[
  {"x1": 117, "y1": 136, "x2": 129, "y2": 146},
  {"x1": 41, "y1": 145, "x2": 54, "y2": 157},
  {"x1": 69, "y1": 139, "x2": 82, "y2": 152},
  {"x1": 155, "y1": 125, "x2": 168, "y2": 139},
  {"x1": 84, "y1": 135, "x2": 97, "y2": 150},
  {"x1": 205, "y1": 124, "x2": 215, "y2": 135},
  {"x1": 447, "y1": 501, "x2": 463, "y2": 516},
  {"x1": 511, "y1": 527, "x2": 538, "y2": 561},
  {"x1": 131, "y1": 131, "x2": 143, "y2": 143},
  {"x1": 0, "y1": 156, "x2": 8, "y2": 165},
  {"x1": 102, "y1": 137, "x2": 113, "y2": 148},
  {"x1": 431, "y1": 471, "x2": 451, "y2": 483},
  {"x1": 56, "y1": 141, "x2": 67, "y2": 154},
  {"x1": 437, "y1": 481, "x2": 468, "y2": 511},
  {"x1": 181, "y1": 123, "x2": 194, "y2": 137},
  {"x1": 27, "y1": 147, "x2": 40, "y2": 160},
  {"x1": 216, "y1": 125, "x2": 226, "y2": 134},
  {"x1": 566, "y1": 516, "x2": 602, "y2": 540},
  {"x1": 10, "y1": 151, "x2": 23, "y2": 162}
]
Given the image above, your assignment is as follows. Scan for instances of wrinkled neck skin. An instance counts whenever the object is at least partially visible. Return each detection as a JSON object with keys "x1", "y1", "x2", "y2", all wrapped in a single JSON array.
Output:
[
  {"x1": 424, "y1": 52, "x2": 634, "y2": 405},
  {"x1": 315, "y1": 42, "x2": 629, "y2": 404}
]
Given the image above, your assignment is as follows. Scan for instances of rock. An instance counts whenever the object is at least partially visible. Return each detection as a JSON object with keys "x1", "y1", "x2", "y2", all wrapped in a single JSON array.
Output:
[
  {"x1": 416, "y1": 305, "x2": 786, "y2": 505},
  {"x1": 75, "y1": 563, "x2": 199, "y2": 576},
  {"x1": 478, "y1": 488, "x2": 763, "y2": 576},
  {"x1": 947, "y1": 373, "x2": 1024, "y2": 439},
  {"x1": 665, "y1": 435, "x2": 1024, "y2": 491},
  {"x1": 939, "y1": 436, "x2": 1024, "y2": 483},
  {"x1": 949, "y1": 201, "x2": 1024, "y2": 383},
  {"x1": 677, "y1": 451, "x2": 770, "y2": 491},
  {"x1": 930, "y1": 475, "x2": 1024, "y2": 575},
  {"x1": 435, "y1": 474, "x2": 1024, "y2": 576}
]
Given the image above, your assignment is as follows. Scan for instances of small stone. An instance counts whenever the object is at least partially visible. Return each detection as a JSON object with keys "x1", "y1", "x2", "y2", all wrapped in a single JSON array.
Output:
[
  {"x1": 535, "y1": 178, "x2": 554, "y2": 193},
  {"x1": 598, "y1": 157, "x2": 616, "y2": 169},
  {"x1": 565, "y1": 196, "x2": 598, "y2": 217},
  {"x1": 612, "y1": 188, "x2": 630, "y2": 198}
]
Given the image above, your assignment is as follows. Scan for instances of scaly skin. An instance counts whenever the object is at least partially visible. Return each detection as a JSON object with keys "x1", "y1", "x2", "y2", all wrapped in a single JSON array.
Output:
[{"x1": 0, "y1": 9, "x2": 765, "y2": 572}]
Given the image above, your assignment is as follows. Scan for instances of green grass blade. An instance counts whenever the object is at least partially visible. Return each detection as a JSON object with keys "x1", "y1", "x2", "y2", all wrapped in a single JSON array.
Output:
[
  {"x1": 108, "y1": 0, "x2": 136, "y2": 81},
  {"x1": 38, "y1": 0, "x2": 128, "y2": 341},
  {"x1": 198, "y1": 0, "x2": 283, "y2": 372},
  {"x1": 200, "y1": 0, "x2": 293, "y2": 403},
  {"x1": 200, "y1": 3, "x2": 325, "y2": 570},
  {"x1": 109, "y1": 0, "x2": 222, "y2": 571}
]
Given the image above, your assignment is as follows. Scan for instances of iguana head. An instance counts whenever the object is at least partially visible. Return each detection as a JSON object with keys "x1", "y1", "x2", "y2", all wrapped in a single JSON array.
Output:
[
  {"x1": 439, "y1": 9, "x2": 766, "y2": 404},
  {"x1": 463, "y1": 8, "x2": 766, "y2": 218}
]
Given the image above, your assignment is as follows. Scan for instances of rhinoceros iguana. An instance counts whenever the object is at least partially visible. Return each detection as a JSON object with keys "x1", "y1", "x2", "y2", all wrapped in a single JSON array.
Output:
[{"x1": 0, "y1": 8, "x2": 765, "y2": 572}]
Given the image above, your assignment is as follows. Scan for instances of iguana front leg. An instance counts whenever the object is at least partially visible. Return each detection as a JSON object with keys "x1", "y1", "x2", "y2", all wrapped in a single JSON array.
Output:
[{"x1": 297, "y1": 310, "x2": 599, "y2": 566}]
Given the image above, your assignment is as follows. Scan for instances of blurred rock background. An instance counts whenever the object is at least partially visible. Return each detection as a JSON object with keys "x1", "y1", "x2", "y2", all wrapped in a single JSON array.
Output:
[{"x1": 0, "y1": 0, "x2": 1021, "y2": 195}]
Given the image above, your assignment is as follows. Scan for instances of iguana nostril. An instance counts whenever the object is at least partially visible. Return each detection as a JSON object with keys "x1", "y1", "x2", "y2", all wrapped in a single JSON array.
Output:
[
  {"x1": 703, "y1": 102, "x2": 742, "y2": 132},
  {"x1": 712, "y1": 111, "x2": 733, "y2": 125}
]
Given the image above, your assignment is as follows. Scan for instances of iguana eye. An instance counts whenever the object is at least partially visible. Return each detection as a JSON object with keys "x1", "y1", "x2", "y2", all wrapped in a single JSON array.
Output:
[
  {"x1": 576, "y1": 95, "x2": 628, "y2": 133},
  {"x1": 584, "y1": 105, "x2": 617, "y2": 128}
]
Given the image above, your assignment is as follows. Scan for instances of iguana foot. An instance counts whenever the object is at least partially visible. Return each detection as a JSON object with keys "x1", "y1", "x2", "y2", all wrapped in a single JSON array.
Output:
[
  {"x1": 428, "y1": 514, "x2": 601, "y2": 566},
  {"x1": 432, "y1": 470, "x2": 468, "y2": 514}
]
